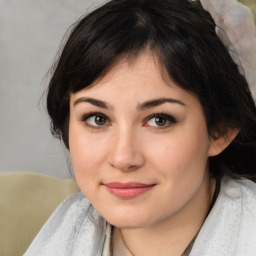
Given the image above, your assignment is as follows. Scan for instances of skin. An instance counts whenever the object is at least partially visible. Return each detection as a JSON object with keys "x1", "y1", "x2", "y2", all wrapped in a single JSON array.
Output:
[{"x1": 69, "y1": 52, "x2": 235, "y2": 255}]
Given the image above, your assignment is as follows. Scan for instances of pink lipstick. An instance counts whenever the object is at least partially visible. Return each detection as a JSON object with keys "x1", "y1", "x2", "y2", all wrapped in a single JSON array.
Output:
[{"x1": 105, "y1": 182, "x2": 155, "y2": 199}]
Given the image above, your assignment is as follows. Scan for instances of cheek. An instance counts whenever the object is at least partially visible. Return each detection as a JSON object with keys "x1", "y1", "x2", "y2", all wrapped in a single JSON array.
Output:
[
  {"x1": 68, "y1": 125, "x2": 108, "y2": 191},
  {"x1": 146, "y1": 132, "x2": 210, "y2": 212},
  {"x1": 147, "y1": 126, "x2": 210, "y2": 182}
]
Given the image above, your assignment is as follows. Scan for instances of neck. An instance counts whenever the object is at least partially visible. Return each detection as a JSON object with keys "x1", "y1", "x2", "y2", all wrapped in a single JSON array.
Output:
[{"x1": 118, "y1": 173, "x2": 216, "y2": 256}]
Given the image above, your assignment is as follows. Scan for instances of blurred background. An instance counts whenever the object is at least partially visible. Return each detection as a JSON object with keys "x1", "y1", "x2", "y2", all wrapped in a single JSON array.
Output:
[
  {"x1": 0, "y1": 0, "x2": 106, "y2": 177},
  {"x1": 0, "y1": 0, "x2": 255, "y2": 178}
]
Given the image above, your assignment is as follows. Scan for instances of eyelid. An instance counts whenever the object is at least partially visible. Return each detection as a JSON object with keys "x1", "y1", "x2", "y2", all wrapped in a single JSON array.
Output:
[
  {"x1": 80, "y1": 112, "x2": 111, "y2": 129},
  {"x1": 148, "y1": 113, "x2": 177, "y2": 122},
  {"x1": 80, "y1": 112, "x2": 102, "y2": 121},
  {"x1": 143, "y1": 113, "x2": 177, "y2": 128}
]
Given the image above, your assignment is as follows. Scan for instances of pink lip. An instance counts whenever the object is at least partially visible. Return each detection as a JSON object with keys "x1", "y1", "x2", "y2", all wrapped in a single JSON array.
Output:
[{"x1": 104, "y1": 182, "x2": 155, "y2": 199}]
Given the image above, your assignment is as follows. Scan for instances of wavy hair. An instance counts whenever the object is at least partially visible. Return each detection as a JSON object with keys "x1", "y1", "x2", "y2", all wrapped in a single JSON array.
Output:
[{"x1": 46, "y1": 0, "x2": 256, "y2": 180}]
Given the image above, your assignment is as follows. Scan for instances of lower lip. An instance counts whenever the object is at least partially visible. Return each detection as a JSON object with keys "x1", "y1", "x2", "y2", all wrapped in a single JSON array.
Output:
[{"x1": 105, "y1": 185, "x2": 154, "y2": 199}]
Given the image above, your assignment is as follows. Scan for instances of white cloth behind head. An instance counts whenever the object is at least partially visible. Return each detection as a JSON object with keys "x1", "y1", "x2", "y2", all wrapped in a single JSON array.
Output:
[{"x1": 200, "y1": 0, "x2": 256, "y2": 101}]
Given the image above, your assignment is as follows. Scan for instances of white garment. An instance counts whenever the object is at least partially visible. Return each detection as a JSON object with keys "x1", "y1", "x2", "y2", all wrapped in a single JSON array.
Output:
[
  {"x1": 24, "y1": 177, "x2": 256, "y2": 256},
  {"x1": 102, "y1": 224, "x2": 112, "y2": 256}
]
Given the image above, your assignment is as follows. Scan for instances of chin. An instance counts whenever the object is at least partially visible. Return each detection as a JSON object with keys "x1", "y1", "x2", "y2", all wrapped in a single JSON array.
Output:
[
  {"x1": 110, "y1": 220, "x2": 147, "y2": 229},
  {"x1": 104, "y1": 211, "x2": 154, "y2": 229}
]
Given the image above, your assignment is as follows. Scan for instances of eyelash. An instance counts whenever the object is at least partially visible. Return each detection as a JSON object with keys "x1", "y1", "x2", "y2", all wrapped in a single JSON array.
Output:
[
  {"x1": 80, "y1": 112, "x2": 177, "y2": 130},
  {"x1": 80, "y1": 112, "x2": 111, "y2": 129},
  {"x1": 144, "y1": 113, "x2": 177, "y2": 129}
]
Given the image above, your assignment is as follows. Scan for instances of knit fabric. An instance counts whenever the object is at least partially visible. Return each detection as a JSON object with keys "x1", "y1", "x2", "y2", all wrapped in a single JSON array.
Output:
[{"x1": 24, "y1": 177, "x2": 256, "y2": 256}]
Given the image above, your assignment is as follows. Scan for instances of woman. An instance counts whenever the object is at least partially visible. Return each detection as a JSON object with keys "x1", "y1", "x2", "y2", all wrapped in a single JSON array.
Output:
[{"x1": 25, "y1": 0, "x2": 256, "y2": 255}]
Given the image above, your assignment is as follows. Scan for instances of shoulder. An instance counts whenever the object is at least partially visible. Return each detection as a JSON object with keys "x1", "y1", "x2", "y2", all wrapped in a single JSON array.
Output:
[
  {"x1": 221, "y1": 177, "x2": 256, "y2": 211},
  {"x1": 39, "y1": 191, "x2": 94, "y2": 230},
  {"x1": 24, "y1": 192, "x2": 106, "y2": 256},
  {"x1": 219, "y1": 177, "x2": 256, "y2": 227},
  {"x1": 52, "y1": 191, "x2": 92, "y2": 217},
  {"x1": 190, "y1": 177, "x2": 256, "y2": 256}
]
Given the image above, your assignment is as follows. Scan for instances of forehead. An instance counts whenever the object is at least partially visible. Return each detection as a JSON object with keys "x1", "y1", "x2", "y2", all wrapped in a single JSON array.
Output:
[
  {"x1": 87, "y1": 51, "x2": 165, "y2": 87},
  {"x1": 71, "y1": 52, "x2": 170, "y2": 97},
  {"x1": 70, "y1": 52, "x2": 199, "y2": 110}
]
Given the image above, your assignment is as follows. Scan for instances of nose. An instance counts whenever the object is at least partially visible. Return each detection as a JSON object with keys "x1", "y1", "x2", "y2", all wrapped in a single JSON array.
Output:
[{"x1": 108, "y1": 128, "x2": 145, "y2": 172}]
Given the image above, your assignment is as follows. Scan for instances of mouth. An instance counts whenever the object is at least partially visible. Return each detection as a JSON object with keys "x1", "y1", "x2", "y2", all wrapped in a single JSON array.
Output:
[{"x1": 104, "y1": 182, "x2": 155, "y2": 199}]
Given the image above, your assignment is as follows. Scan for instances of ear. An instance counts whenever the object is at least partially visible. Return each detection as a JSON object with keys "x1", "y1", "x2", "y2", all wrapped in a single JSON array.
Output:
[{"x1": 208, "y1": 128, "x2": 240, "y2": 157}]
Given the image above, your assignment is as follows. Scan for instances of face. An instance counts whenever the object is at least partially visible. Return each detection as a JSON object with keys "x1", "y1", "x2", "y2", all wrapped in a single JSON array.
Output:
[{"x1": 69, "y1": 53, "x2": 217, "y2": 229}]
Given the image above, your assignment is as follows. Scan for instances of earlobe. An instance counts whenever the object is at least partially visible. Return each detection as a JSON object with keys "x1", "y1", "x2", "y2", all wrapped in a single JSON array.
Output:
[{"x1": 208, "y1": 128, "x2": 240, "y2": 157}]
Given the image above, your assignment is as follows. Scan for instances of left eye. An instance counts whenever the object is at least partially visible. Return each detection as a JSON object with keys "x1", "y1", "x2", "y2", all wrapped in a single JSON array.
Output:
[
  {"x1": 82, "y1": 113, "x2": 110, "y2": 128},
  {"x1": 145, "y1": 114, "x2": 176, "y2": 128}
]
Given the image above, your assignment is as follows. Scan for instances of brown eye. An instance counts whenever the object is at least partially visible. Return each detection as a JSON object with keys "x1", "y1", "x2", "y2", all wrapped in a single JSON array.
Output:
[
  {"x1": 94, "y1": 115, "x2": 107, "y2": 126},
  {"x1": 82, "y1": 113, "x2": 110, "y2": 128},
  {"x1": 145, "y1": 114, "x2": 177, "y2": 128},
  {"x1": 155, "y1": 116, "x2": 167, "y2": 126}
]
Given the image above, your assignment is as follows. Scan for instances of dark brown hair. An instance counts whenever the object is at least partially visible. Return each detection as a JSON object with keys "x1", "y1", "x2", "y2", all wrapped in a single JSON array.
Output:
[{"x1": 47, "y1": 0, "x2": 256, "y2": 180}]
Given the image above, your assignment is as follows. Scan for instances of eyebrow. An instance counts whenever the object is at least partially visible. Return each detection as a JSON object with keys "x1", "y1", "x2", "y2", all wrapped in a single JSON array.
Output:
[
  {"x1": 73, "y1": 97, "x2": 185, "y2": 110},
  {"x1": 73, "y1": 97, "x2": 113, "y2": 110},
  {"x1": 137, "y1": 97, "x2": 186, "y2": 110}
]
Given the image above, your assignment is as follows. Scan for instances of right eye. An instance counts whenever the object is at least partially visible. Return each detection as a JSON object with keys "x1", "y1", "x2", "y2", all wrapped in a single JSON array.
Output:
[{"x1": 81, "y1": 113, "x2": 110, "y2": 129}]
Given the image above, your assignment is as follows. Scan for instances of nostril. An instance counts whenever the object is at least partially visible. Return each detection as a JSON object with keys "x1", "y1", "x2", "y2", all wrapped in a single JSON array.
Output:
[
  {"x1": 109, "y1": 161, "x2": 142, "y2": 172},
  {"x1": 127, "y1": 165, "x2": 140, "y2": 170},
  {"x1": 108, "y1": 151, "x2": 145, "y2": 172}
]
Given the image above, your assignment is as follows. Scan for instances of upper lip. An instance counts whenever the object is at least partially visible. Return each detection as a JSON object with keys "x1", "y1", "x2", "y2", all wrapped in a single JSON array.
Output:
[{"x1": 104, "y1": 182, "x2": 155, "y2": 188}]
